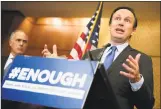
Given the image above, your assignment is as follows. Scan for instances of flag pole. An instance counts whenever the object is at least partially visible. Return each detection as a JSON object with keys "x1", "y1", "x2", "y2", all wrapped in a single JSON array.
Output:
[{"x1": 82, "y1": 2, "x2": 103, "y2": 58}]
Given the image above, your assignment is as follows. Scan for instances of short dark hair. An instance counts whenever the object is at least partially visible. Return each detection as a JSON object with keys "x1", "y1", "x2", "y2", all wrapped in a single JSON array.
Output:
[{"x1": 109, "y1": 6, "x2": 138, "y2": 28}]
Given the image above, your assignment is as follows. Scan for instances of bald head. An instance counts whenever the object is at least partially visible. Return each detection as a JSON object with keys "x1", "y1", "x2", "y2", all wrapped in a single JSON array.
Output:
[{"x1": 9, "y1": 30, "x2": 29, "y2": 56}]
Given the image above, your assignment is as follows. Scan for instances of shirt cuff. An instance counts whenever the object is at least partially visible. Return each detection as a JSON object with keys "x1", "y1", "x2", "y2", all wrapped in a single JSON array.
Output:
[{"x1": 130, "y1": 74, "x2": 144, "y2": 91}]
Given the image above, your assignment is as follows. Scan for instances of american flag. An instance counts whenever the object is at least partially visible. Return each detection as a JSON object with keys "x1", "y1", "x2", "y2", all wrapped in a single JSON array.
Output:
[{"x1": 68, "y1": 2, "x2": 103, "y2": 60}]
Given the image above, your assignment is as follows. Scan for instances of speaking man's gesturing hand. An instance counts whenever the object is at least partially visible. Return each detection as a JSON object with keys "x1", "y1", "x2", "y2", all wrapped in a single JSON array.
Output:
[{"x1": 120, "y1": 53, "x2": 141, "y2": 83}]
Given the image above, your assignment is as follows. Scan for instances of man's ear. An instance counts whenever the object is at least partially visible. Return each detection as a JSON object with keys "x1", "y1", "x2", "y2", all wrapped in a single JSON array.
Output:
[
  {"x1": 109, "y1": 25, "x2": 112, "y2": 31},
  {"x1": 133, "y1": 28, "x2": 136, "y2": 32},
  {"x1": 9, "y1": 39, "x2": 12, "y2": 47},
  {"x1": 131, "y1": 28, "x2": 136, "y2": 36}
]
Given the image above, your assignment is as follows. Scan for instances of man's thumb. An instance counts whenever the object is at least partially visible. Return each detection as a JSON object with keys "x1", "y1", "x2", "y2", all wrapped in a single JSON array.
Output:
[
  {"x1": 53, "y1": 44, "x2": 57, "y2": 55},
  {"x1": 44, "y1": 44, "x2": 47, "y2": 49},
  {"x1": 135, "y1": 53, "x2": 141, "y2": 63}
]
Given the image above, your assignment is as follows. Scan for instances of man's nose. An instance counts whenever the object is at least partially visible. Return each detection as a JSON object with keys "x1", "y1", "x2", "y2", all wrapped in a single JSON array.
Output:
[
  {"x1": 118, "y1": 20, "x2": 124, "y2": 26},
  {"x1": 19, "y1": 41, "x2": 23, "y2": 45}
]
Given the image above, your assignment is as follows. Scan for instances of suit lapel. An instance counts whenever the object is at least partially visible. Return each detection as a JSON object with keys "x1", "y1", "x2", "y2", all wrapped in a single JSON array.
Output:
[
  {"x1": 1, "y1": 55, "x2": 9, "y2": 79},
  {"x1": 107, "y1": 45, "x2": 134, "y2": 75},
  {"x1": 1, "y1": 56, "x2": 9, "y2": 68},
  {"x1": 89, "y1": 45, "x2": 134, "y2": 75}
]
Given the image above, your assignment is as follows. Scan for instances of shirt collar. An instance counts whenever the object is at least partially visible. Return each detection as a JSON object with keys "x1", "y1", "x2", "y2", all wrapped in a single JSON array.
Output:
[
  {"x1": 9, "y1": 53, "x2": 15, "y2": 59},
  {"x1": 110, "y1": 42, "x2": 129, "y2": 52},
  {"x1": 116, "y1": 42, "x2": 129, "y2": 52}
]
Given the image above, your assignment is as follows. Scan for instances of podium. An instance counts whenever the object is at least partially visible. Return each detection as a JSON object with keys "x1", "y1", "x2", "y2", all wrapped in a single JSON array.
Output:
[
  {"x1": 83, "y1": 63, "x2": 121, "y2": 109},
  {"x1": 2, "y1": 55, "x2": 120, "y2": 109}
]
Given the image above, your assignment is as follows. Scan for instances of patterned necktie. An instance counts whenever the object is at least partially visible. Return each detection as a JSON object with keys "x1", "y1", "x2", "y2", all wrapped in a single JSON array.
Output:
[{"x1": 103, "y1": 46, "x2": 117, "y2": 70}]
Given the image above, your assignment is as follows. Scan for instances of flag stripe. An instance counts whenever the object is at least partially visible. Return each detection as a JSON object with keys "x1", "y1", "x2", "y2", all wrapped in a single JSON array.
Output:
[
  {"x1": 77, "y1": 36, "x2": 86, "y2": 51},
  {"x1": 68, "y1": 2, "x2": 103, "y2": 60}
]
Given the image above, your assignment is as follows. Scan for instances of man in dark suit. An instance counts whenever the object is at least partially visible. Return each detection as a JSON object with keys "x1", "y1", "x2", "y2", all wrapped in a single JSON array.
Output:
[
  {"x1": 83, "y1": 7, "x2": 155, "y2": 109},
  {"x1": 2, "y1": 30, "x2": 46, "y2": 109},
  {"x1": 41, "y1": 6, "x2": 155, "y2": 109},
  {"x1": 1, "y1": 30, "x2": 29, "y2": 109},
  {"x1": 2, "y1": 30, "x2": 29, "y2": 78}
]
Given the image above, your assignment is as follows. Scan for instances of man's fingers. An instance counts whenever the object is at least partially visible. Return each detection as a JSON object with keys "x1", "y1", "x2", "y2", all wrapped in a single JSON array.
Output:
[
  {"x1": 120, "y1": 54, "x2": 141, "y2": 82},
  {"x1": 43, "y1": 52, "x2": 50, "y2": 57},
  {"x1": 120, "y1": 71, "x2": 135, "y2": 79},
  {"x1": 122, "y1": 63, "x2": 135, "y2": 74},
  {"x1": 128, "y1": 55, "x2": 137, "y2": 65},
  {"x1": 44, "y1": 44, "x2": 47, "y2": 49},
  {"x1": 135, "y1": 53, "x2": 141, "y2": 63},
  {"x1": 42, "y1": 44, "x2": 48, "y2": 54},
  {"x1": 42, "y1": 44, "x2": 58, "y2": 57},
  {"x1": 42, "y1": 49, "x2": 48, "y2": 54},
  {"x1": 126, "y1": 58, "x2": 136, "y2": 70},
  {"x1": 53, "y1": 45, "x2": 58, "y2": 56}
]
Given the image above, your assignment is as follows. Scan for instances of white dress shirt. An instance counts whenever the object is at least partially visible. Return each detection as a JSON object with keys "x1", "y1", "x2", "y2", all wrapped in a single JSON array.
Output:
[
  {"x1": 4, "y1": 53, "x2": 14, "y2": 70},
  {"x1": 100, "y1": 42, "x2": 144, "y2": 91}
]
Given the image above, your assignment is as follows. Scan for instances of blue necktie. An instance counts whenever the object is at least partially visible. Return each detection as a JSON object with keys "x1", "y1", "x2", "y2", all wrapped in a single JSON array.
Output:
[{"x1": 104, "y1": 46, "x2": 117, "y2": 70}]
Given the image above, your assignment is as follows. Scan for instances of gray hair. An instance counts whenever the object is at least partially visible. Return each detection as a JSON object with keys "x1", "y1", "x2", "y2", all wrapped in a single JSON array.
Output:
[{"x1": 10, "y1": 30, "x2": 27, "y2": 40}]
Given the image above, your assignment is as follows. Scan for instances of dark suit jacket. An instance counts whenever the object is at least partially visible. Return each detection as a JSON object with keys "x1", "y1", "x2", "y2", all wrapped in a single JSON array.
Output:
[
  {"x1": 1, "y1": 55, "x2": 20, "y2": 109},
  {"x1": 1, "y1": 55, "x2": 8, "y2": 79},
  {"x1": 83, "y1": 45, "x2": 155, "y2": 109}
]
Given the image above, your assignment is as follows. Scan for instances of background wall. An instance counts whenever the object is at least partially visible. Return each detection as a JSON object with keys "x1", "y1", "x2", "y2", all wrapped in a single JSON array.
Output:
[{"x1": 1, "y1": 1, "x2": 160, "y2": 109}]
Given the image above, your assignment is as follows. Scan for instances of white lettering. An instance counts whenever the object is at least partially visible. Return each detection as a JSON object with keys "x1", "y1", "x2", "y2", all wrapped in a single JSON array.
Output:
[
  {"x1": 26, "y1": 69, "x2": 40, "y2": 81},
  {"x1": 13, "y1": 67, "x2": 88, "y2": 88},
  {"x1": 38, "y1": 70, "x2": 50, "y2": 83},
  {"x1": 60, "y1": 72, "x2": 74, "y2": 86},
  {"x1": 49, "y1": 71, "x2": 63, "y2": 84},
  {"x1": 17, "y1": 68, "x2": 30, "y2": 80},
  {"x1": 71, "y1": 73, "x2": 87, "y2": 88}
]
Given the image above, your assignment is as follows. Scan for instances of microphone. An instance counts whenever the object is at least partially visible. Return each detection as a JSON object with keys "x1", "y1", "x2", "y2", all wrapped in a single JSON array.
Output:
[
  {"x1": 97, "y1": 43, "x2": 111, "y2": 69},
  {"x1": 97, "y1": 43, "x2": 111, "y2": 61},
  {"x1": 86, "y1": 43, "x2": 111, "y2": 76},
  {"x1": 103, "y1": 43, "x2": 111, "y2": 49},
  {"x1": 84, "y1": 43, "x2": 111, "y2": 62},
  {"x1": 87, "y1": 50, "x2": 93, "y2": 61},
  {"x1": 86, "y1": 50, "x2": 96, "y2": 76}
]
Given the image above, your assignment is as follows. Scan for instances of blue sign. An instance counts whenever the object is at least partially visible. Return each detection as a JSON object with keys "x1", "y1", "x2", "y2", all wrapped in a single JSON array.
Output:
[{"x1": 2, "y1": 55, "x2": 98, "y2": 109}]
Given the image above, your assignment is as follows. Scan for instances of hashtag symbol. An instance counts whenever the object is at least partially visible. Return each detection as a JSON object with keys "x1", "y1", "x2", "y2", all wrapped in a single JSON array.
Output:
[{"x1": 9, "y1": 67, "x2": 21, "y2": 79}]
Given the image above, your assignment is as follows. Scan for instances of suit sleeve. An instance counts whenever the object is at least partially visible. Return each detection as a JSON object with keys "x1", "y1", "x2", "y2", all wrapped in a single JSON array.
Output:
[{"x1": 133, "y1": 54, "x2": 155, "y2": 109}]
